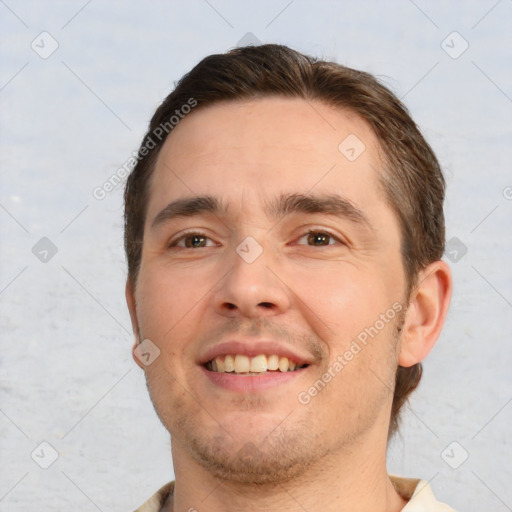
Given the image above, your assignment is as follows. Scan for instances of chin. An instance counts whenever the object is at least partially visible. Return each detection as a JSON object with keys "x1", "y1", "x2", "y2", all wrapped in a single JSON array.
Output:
[
  {"x1": 188, "y1": 434, "x2": 316, "y2": 486},
  {"x1": 178, "y1": 414, "x2": 339, "y2": 487}
]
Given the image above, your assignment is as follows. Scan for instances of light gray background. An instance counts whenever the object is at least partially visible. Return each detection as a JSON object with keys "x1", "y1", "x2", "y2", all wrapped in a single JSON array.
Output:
[{"x1": 1, "y1": 1, "x2": 511, "y2": 510}]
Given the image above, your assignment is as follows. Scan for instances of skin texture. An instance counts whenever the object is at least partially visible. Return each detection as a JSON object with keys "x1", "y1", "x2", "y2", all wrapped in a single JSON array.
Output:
[{"x1": 126, "y1": 97, "x2": 452, "y2": 511}]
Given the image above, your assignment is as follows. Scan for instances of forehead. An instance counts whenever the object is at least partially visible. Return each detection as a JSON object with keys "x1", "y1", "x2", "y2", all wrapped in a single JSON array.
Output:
[{"x1": 147, "y1": 97, "x2": 386, "y2": 222}]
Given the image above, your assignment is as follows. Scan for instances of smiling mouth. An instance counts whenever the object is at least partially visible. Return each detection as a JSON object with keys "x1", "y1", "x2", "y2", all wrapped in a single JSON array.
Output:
[{"x1": 205, "y1": 354, "x2": 308, "y2": 374}]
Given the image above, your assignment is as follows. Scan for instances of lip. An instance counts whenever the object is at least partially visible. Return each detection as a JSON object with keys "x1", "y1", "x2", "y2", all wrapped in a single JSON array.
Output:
[
  {"x1": 200, "y1": 365, "x2": 307, "y2": 392},
  {"x1": 198, "y1": 339, "x2": 313, "y2": 367}
]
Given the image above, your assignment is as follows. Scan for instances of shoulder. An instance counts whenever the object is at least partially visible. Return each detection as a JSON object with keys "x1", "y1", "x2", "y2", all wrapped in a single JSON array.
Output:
[
  {"x1": 390, "y1": 476, "x2": 456, "y2": 511},
  {"x1": 133, "y1": 481, "x2": 175, "y2": 512}
]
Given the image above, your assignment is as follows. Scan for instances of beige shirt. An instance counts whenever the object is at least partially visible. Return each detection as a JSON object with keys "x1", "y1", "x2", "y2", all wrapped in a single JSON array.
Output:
[{"x1": 133, "y1": 476, "x2": 456, "y2": 511}]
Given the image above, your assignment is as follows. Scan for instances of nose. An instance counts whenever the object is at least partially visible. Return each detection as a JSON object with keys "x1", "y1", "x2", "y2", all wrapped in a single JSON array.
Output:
[{"x1": 211, "y1": 240, "x2": 291, "y2": 319}]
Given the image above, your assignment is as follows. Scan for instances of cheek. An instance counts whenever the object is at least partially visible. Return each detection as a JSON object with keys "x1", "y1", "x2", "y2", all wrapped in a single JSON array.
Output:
[
  {"x1": 289, "y1": 263, "x2": 390, "y2": 340},
  {"x1": 135, "y1": 264, "x2": 209, "y2": 341}
]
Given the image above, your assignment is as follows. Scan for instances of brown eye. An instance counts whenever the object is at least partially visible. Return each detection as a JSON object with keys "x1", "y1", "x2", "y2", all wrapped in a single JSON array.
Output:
[
  {"x1": 306, "y1": 232, "x2": 332, "y2": 246},
  {"x1": 170, "y1": 232, "x2": 216, "y2": 248},
  {"x1": 184, "y1": 235, "x2": 207, "y2": 248},
  {"x1": 296, "y1": 231, "x2": 339, "y2": 246}
]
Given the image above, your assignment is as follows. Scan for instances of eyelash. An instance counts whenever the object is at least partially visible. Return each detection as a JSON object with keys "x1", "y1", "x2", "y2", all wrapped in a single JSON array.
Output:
[
  {"x1": 168, "y1": 229, "x2": 344, "y2": 248},
  {"x1": 168, "y1": 230, "x2": 218, "y2": 248}
]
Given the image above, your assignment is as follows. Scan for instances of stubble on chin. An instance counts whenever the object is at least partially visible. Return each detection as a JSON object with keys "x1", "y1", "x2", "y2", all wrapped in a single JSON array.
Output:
[{"x1": 185, "y1": 419, "x2": 330, "y2": 486}]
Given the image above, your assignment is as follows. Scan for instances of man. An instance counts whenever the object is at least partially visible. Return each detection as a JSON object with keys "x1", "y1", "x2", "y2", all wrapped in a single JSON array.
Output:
[{"x1": 125, "y1": 44, "x2": 454, "y2": 511}]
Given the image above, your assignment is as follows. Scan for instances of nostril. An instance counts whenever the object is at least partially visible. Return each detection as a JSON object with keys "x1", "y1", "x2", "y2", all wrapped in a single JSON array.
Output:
[
  {"x1": 259, "y1": 302, "x2": 273, "y2": 309},
  {"x1": 226, "y1": 303, "x2": 237, "y2": 310}
]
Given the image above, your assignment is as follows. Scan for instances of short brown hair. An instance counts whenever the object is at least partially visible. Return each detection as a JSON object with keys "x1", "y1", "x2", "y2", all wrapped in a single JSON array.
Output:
[{"x1": 124, "y1": 44, "x2": 445, "y2": 438}]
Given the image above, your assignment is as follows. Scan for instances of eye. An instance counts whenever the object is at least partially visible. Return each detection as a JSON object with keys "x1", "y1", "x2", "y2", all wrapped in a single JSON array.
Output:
[
  {"x1": 170, "y1": 232, "x2": 217, "y2": 248},
  {"x1": 296, "y1": 231, "x2": 341, "y2": 247}
]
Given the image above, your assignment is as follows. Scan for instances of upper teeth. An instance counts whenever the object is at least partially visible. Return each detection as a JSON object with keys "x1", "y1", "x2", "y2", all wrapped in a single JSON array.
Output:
[{"x1": 208, "y1": 354, "x2": 304, "y2": 373}]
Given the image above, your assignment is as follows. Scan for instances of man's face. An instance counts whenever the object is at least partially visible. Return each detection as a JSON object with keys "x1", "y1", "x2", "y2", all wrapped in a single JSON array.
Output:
[{"x1": 129, "y1": 97, "x2": 409, "y2": 483}]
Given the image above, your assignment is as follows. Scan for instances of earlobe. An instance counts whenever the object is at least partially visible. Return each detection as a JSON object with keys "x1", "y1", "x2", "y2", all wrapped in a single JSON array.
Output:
[
  {"x1": 126, "y1": 280, "x2": 145, "y2": 369},
  {"x1": 398, "y1": 260, "x2": 452, "y2": 368},
  {"x1": 125, "y1": 279, "x2": 140, "y2": 340}
]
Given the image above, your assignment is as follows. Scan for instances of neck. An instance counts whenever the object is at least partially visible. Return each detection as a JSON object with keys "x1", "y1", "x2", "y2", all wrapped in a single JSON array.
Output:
[{"x1": 166, "y1": 434, "x2": 407, "y2": 512}]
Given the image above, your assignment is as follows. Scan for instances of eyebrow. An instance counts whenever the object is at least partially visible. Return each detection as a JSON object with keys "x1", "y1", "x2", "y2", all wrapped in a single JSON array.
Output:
[
  {"x1": 264, "y1": 193, "x2": 372, "y2": 229},
  {"x1": 151, "y1": 195, "x2": 227, "y2": 228},
  {"x1": 150, "y1": 192, "x2": 372, "y2": 231}
]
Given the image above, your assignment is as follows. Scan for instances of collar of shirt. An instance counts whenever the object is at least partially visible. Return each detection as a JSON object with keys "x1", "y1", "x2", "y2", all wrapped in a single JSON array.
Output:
[
  {"x1": 133, "y1": 476, "x2": 456, "y2": 511},
  {"x1": 390, "y1": 476, "x2": 456, "y2": 511}
]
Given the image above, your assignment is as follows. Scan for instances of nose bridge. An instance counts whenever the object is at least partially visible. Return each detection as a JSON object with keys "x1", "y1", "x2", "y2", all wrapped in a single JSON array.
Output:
[{"x1": 212, "y1": 234, "x2": 290, "y2": 316}]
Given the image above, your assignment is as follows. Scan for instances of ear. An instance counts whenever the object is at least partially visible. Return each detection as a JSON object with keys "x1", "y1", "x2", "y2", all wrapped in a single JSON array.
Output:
[
  {"x1": 398, "y1": 260, "x2": 452, "y2": 367},
  {"x1": 126, "y1": 279, "x2": 144, "y2": 370}
]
